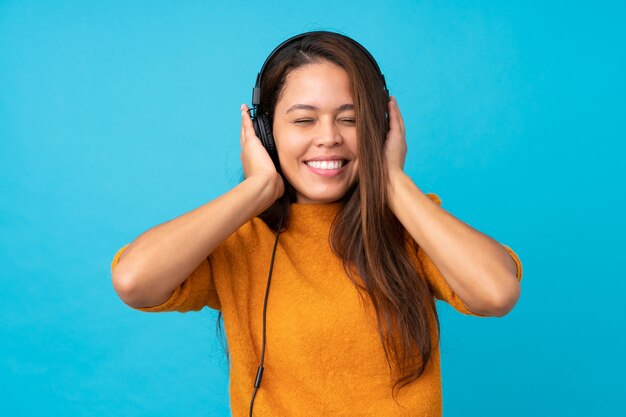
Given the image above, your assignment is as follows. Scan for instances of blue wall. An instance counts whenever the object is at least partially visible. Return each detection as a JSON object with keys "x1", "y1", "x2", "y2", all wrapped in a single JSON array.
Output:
[{"x1": 1, "y1": 1, "x2": 624, "y2": 415}]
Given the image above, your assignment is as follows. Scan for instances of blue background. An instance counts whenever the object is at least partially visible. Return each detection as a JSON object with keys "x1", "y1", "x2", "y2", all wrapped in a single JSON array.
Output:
[{"x1": 1, "y1": 1, "x2": 624, "y2": 416}]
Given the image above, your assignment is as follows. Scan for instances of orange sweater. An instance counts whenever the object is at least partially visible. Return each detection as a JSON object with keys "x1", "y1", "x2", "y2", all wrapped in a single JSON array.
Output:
[{"x1": 111, "y1": 193, "x2": 523, "y2": 416}]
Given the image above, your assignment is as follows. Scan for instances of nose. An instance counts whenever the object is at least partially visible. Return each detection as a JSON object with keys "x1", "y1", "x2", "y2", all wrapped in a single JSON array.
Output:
[{"x1": 314, "y1": 117, "x2": 343, "y2": 147}]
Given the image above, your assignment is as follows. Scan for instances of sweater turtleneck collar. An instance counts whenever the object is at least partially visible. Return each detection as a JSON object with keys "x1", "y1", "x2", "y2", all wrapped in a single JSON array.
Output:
[{"x1": 285, "y1": 201, "x2": 343, "y2": 237}]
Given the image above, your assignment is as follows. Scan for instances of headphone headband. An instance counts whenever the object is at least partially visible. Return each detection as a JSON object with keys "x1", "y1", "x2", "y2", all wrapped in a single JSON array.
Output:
[{"x1": 252, "y1": 31, "x2": 389, "y2": 107}]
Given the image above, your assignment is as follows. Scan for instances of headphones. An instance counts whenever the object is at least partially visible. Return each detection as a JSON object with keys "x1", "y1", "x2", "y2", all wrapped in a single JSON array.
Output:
[
  {"x1": 247, "y1": 31, "x2": 389, "y2": 417},
  {"x1": 249, "y1": 30, "x2": 390, "y2": 172}
]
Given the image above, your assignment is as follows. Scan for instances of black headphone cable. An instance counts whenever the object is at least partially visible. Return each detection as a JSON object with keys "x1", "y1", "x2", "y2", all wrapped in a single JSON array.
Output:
[{"x1": 249, "y1": 194, "x2": 287, "y2": 417}]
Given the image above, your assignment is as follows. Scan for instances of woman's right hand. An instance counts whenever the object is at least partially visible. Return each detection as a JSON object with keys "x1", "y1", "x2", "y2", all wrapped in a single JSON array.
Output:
[
  {"x1": 240, "y1": 104, "x2": 285, "y2": 201},
  {"x1": 112, "y1": 106, "x2": 285, "y2": 308}
]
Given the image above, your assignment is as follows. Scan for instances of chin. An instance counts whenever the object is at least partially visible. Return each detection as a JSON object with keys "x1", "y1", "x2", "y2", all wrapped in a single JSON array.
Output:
[{"x1": 295, "y1": 188, "x2": 348, "y2": 204}]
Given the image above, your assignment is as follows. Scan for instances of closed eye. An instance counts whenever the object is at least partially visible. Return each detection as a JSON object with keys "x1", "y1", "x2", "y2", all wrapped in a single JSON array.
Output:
[{"x1": 293, "y1": 118, "x2": 355, "y2": 125}]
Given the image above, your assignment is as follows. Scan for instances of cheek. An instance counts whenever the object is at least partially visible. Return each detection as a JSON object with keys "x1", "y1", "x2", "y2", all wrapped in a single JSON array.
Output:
[
  {"x1": 347, "y1": 133, "x2": 359, "y2": 153},
  {"x1": 351, "y1": 160, "x2": 360, "y2": 179},
  {"x1": 275, "y1": 134, "x2": 307, "y2": 163}
]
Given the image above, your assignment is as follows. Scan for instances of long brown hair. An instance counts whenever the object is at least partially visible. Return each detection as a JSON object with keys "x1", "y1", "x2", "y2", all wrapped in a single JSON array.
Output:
[{"x1": 217, "y1": 31, "x2": 440, "y2": 402}]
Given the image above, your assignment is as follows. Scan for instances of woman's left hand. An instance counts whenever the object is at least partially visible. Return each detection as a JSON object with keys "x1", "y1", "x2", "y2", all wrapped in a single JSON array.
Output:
[{"x1": 384, "y1": 96, "x2": 408, "y2": 177}]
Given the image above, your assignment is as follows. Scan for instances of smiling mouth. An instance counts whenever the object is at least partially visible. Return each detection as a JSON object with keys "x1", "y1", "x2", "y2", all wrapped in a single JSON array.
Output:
[{"x1": 304, "y1": 160, "x2": 348, "y2": 170}]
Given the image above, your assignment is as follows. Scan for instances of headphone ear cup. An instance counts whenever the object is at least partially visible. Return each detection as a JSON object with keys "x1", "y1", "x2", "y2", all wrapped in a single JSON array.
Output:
[{"x1": 254, "y1": 112, "x2": 280, "y2": 169}]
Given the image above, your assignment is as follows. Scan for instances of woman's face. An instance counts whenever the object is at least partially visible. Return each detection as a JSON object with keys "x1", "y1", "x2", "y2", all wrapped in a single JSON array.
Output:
[{"x1": 272, "y1": 60, "x2": 358, "y2": 204}]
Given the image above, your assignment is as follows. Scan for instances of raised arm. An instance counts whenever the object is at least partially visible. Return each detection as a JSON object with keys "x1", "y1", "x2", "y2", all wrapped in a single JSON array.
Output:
[
  {"x1": 112, "y1": 104, "x2": 283, "y2": 308},
  {"x1": 384, "y1": 96, "x2": 521, "y2": 317}
]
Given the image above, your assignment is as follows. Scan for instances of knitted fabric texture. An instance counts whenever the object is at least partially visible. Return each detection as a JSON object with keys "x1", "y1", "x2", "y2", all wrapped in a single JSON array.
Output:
[{"x1": 111, "y1": 193, "x2": 523, "y2": 416}]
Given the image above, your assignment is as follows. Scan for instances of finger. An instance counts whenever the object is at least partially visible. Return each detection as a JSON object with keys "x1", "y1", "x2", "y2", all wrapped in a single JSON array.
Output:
[
  {"x1": 240, "y1": 106, "x2": 246, "y2": 148},
  {"x1": 393, "y1": 97, "x2": 406, "y2": 136},
  {"x1": 240, "y1": 104, "x2": 251, "y2": 136},
  {"x1": 388, "y1": 96, "x2": 400, "y2": 134},
  {"x1": 393, "y1": 97, "x2": 405, "y2": 136},
  {"x1": 242, "y1": 105, "x2": 255, "y2": 133},
  {"x1": 241, "y1": 105, "x2": 261, "y2": 143}
]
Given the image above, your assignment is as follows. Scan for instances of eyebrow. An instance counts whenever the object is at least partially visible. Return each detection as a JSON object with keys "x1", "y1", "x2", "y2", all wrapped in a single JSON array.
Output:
[{"x1": 285, "y1": 104, "x2": 354, "y2": 114}]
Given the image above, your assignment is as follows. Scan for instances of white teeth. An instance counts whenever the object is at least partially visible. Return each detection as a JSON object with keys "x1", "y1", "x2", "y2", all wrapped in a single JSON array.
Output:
[{"x1": 306, "y1": 160, "x2": 344, "y2": 169}]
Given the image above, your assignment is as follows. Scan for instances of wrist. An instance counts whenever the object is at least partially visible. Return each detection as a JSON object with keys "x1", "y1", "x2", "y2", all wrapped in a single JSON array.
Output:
[
  {"x1": 387, "y1": 169, "x2": 410, "y2": 213},
  {"x1": 245, "y1": 173, "x2": 284, "y2": 213},
  {"x1": 387, "y1": 168, "x2": 406, "y2": 194}
]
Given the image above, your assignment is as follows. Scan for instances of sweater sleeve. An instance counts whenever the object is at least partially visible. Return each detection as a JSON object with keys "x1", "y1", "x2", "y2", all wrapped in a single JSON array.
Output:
[
  {"x1": 414, "y1": 193, "x2": 524, "y2": 317},
  {"x1": 110, "y1": 243, "x2": 221, "y2": 313}
]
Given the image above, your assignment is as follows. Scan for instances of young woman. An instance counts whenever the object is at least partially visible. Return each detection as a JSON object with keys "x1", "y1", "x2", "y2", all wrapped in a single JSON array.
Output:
[{"x1": 111, "y1": 31, "x2": 522, "y2": 417}]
